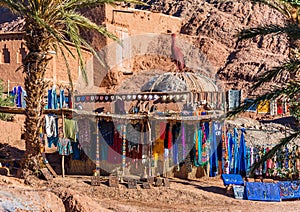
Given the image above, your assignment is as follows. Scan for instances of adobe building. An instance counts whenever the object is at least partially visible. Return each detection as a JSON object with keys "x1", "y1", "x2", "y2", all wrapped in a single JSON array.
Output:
[
  {"x1": 0, "y1": 5, "x2": 183, "y2": 97},
  {"x1": 0, "y1": 32, "x2": 93, "y2": 92}
]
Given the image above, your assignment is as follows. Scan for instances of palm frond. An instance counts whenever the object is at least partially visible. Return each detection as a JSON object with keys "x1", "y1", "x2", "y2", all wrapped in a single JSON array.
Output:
[
  {"x1": 238, "y1": 23, "x2": 300, "y2": 41},
  {"x1": 58, "y1": 45, "x2": 74, "y2": 93},
  {"x1": 251, "y1": 58, "x2": 300, "y2": 90}
]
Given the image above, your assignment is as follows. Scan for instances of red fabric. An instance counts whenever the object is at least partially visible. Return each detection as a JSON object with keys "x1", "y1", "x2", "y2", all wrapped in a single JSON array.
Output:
[
  {"x1": 138, "y1": 144, "x2": 143, "y2": 159},
  {"x1": 168, "y1": 124, "x2": 172, "y2": 149},
  {"x1": 160, "y1": 123, "x2": 166, "y2": 140},
  {"x1": 277, "y1": 105, "x2": 283, "y2": 115}
]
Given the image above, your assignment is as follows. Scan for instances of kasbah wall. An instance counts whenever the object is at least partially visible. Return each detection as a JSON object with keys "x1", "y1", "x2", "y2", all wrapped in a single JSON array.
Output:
[
  {"x1": 0, "y1": 5, "x2": 182, "y2": 93},
  {"x1": 0, "y1": 32, "x2": 93, "y2": 91},
  {"x1": 86, "y1": 5, "x2": 183, "y2": 94}
]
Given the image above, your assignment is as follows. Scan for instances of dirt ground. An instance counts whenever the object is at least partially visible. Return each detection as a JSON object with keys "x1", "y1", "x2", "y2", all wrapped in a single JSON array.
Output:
[
  {"x1": 1, "y1": 173, "x2": 300, "y2": 212},
  {"x1": 1, "y1": 116, "x2": 300, "y2": 211}
]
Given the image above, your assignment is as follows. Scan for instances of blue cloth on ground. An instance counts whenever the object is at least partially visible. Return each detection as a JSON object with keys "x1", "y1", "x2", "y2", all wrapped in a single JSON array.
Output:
[
  {"x1": 221, "y1": 174, "x2": 244, "y2": 186},
  {"x1": 245, "y1": 182, "x2": 281, "y2": 202},
  {"x1": 278, "y1": 181, "x2": 300, "y2": 200}
]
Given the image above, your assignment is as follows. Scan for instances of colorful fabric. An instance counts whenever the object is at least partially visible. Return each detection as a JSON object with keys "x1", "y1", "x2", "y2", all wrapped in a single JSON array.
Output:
[
  {"x1": 45, "y1": 115, "x2": 57, "y2": 137},
  {"x1": 257, "y1": 100, "x2": 270, "y2": 113},
  {"x1": 201, "y1": 123, "x2": 208, "y2": 165},
  {"x1": 233, "y1": 128, "x2": 239, "y2": 174},
  {"x1": 238, "y1": 128, "x2": 247, "y2": 176},
  {"x1": 59, "y1": 89, "x2": 65, "y2": 109},
  {"x1": 57, "y1": 138, "x2": 73, "y2": 155},
  {"x1": 64, "y1": 119, "x2": 78, "y2": 141}
]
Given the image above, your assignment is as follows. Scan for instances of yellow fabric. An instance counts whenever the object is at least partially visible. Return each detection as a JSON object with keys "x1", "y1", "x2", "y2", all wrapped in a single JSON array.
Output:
[
  {"x1": 258, "y1": 100, "x2": 270, "y2": 113},
  {"x1": 153, "y1": 138, "x2": 164, "y2": 160}
]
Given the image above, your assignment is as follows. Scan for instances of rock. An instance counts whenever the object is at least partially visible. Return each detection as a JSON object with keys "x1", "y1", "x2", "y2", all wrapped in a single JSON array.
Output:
[
  {"x1": 52, "y1": 187, "x2": 112, "y2": 212},
  {"x1": 0, "y1": 185, "x2": 65, "y2": 211},
  {"x1": 0, "y1": 167, "x2": 10, "y2": 176}
]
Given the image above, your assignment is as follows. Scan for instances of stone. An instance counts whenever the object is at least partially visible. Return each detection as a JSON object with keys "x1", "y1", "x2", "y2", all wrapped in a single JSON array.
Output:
[
  {"x1": 91, "y1": 176, "x2": 101, "y2": 186},
  {"x1": 147, "y1": 176, "x2": 154, "y2": 185},
  {"x1": 0, "y1": 167, "x2": 9, "y2": 176},
  {"x1": 127, "y1": 178, "x2": 137, "y2": 189},
  {"x1": 142, "y1": 182, "x2": 151, "y2": 189},
  {"x1": 155, "y1": 177, "x2": 163, "y2": 187},
  {"x1": 109, "y1": 175, "x2": 119, "y2": 188},
  {"x1": 163, "y1": 178, "x2": 170, "y2": 187}
]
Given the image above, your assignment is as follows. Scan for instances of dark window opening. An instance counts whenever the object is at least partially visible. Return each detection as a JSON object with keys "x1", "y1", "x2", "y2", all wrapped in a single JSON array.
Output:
[{"x1": 3, "y1": 45, "x2": 10, "y2": 63}]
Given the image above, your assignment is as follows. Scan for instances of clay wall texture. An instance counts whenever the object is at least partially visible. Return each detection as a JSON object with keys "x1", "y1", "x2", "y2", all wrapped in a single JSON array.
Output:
[
  {"x1": 91, "y1": 5, "x2": 183, "y2": 90},
  {"x1": 0, "y1": 32, "x2": 93, "y2": 91}
]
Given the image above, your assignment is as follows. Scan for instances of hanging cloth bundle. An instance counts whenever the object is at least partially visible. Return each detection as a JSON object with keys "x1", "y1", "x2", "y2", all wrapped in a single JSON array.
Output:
[{"x1": 194, "y1": 123, "x2": 202, "y2": 167}]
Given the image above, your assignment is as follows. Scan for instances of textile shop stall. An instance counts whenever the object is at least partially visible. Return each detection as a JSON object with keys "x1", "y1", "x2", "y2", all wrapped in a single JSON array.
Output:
[{"x1": 73, "y1": 72, "x2": 228, "y2": 179}]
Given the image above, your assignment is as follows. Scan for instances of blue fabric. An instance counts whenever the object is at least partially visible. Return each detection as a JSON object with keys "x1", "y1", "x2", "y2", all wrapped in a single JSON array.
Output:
[
  {"x1": 17, "y1": 86, "x2": 22, "y2": 107},
  {"x1": 278, "y1": 181, "x2": 300, "y2": 199},
  {"x1": 227, "y1": 132, "x2": 232, "y2": 172},
  {"x1": 210, "y1": 122, "x2": 219, "y2": 177},
  {"x1": 47, "y1": 136, "x2": 59, "y2": 148},
  {"x1": 238, "y1": 128, "x2": 247, "y2": 176},
  {"x1": 233, "y1": 128, "x2": 239, "y2": 174},
  {"x1": 71, "y1": 141, "x2": 81, "y2": 160},
  {"x1": 172, "y1": 124, "x2": 179, "y2": 166},
  {"x1": 221, "y1": 174, "x2": 244, "y2": 186},
  {"x1": 59, "y1": 89, "x2": 65, "y2": 108},
  {"x1": 51, "y1": 86, "x2": 58, "y2": 109},
  {"x1": 245, "y1": 182, "x2": 281, "y2": 202},
  {"x1": 48, "y1": 89, "x2": 52, "y2": 109}
]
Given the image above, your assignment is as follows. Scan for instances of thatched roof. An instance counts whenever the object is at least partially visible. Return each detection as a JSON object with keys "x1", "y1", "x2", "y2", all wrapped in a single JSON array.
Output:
[{"x1": 141, "y1": 72, "x2": 218, "y2": 93}]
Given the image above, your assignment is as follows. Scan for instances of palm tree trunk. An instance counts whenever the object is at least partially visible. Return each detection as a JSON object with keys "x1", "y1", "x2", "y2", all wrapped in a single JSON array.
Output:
[{"x1": 21, "y1": 22, "x2": 51, "y2": 171}]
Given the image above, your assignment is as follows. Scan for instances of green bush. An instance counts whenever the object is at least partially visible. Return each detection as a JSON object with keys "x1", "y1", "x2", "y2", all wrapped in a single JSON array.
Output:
[{"x1": 0, "y1": 80, "x2": 15, "y2": 121}]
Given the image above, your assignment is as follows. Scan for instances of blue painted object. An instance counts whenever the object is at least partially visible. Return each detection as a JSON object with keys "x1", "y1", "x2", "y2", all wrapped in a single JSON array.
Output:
[
  {"x1": 245, "y1": 182, "x2": 281, "y2": 202},
  {"x1": 221, "y1": 174, "x2": 244, "y2": 186},
  {"x1": 278, "y1": 181, "x2": 300, "y2": 200}
]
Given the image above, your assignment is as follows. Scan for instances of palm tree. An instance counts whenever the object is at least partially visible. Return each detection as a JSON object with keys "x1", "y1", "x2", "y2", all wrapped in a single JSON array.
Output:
[
  {"x1": 0, "y1": 0, "x2": 143, "y2": 172},
  {"x1": 229, "y1": 0, "x2": 300, "y2": 174}
]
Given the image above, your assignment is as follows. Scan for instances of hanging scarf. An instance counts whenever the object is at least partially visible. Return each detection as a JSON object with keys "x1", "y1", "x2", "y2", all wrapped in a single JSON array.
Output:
[
  {"x1": 227, "y1": 132, "x2": 233, "y2": 173},
  {"x1": 201, "y1": 123, "x2": 207, "y2": 166},
  {"x1": 233, "y1": 128, "x2": 239, "y2": 174},
  {"x1": 210, "y1": 122, "x2": 219, "y2": 177},
  {"x1": 238, "y1": 128, "x2": 247, "y2": 176}
]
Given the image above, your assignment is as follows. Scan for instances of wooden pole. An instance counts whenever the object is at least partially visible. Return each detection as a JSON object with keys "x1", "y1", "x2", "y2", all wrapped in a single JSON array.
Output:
[
  {"x1": 62, "y1": 110, "x2": 65, "y2": 178},
  {"x1": 62, "y1": 155, "x2": 65, "y2": 178},
  {"x1": 148, "y1": 120, "x2": 152, "y2": 177},
  {"x1": 122, "y1": 124, "x2": 127, "y2": 176},
  {"x1": 95, "y1": 118, "x2": 100, "y2": 176}
]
